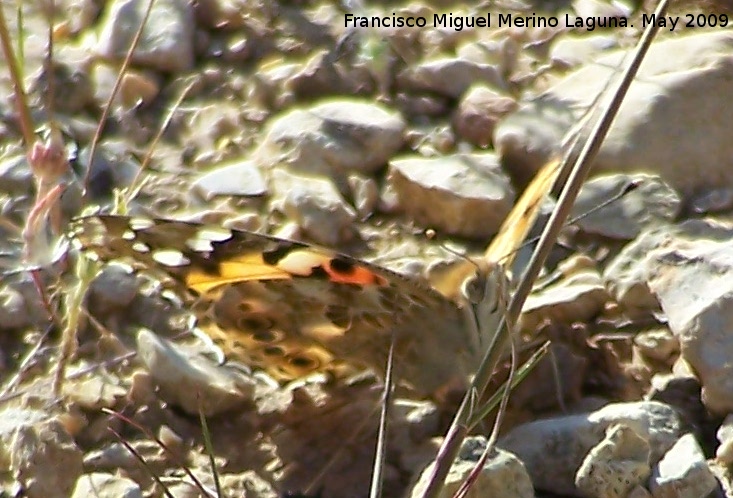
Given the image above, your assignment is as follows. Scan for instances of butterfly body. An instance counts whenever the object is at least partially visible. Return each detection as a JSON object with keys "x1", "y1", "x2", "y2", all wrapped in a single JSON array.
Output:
[{"x1": 70, "y1": 159, "x2": 559, "y2": 397}]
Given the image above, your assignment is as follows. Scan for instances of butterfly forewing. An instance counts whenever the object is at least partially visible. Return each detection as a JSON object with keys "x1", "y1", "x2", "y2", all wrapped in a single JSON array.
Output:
[
  {"x1": 71, "y1": 215, "x2": 478, "y2": 395},
  {"x1": 483, "y1": 158, "x2": 560, "y2": 267}
]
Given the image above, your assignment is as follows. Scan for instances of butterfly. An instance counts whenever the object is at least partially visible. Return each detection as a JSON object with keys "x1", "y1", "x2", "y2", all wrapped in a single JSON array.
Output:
[{"x1": 69, "y1": 159, "x2": 559, "y2": 397}]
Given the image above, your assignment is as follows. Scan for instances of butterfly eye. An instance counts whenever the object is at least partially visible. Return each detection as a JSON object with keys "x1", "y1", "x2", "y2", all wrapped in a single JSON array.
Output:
[{"x1": 462, "y1": 273, "x2": 486, "y2": 305}]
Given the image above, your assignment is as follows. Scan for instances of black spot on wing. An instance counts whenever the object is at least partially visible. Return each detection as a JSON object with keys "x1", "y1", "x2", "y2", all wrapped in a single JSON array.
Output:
[
  {"x1": 329, "y1": 256, "x2": 356, "y2": 275},
  {"x1": 262, "y1": 242, "x2": 300, "y2": 265},
  {"x1": 309, "y1": 265, "x2": 330, "y2": 279},
  {"x1": 289, "y1": 355, "x2": 317, "y2": 369}
]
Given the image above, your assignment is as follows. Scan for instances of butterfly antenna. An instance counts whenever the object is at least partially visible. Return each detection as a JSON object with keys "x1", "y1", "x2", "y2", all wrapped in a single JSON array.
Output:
[
  {"x1": 438, "y1": 242, "x2": 481, "y2": 272},
  {"x1": 496, "y1": 177, "x2": 643, "y2": 266}
]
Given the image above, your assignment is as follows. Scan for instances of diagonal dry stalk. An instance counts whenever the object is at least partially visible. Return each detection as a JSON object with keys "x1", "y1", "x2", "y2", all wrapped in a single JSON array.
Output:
[
  {"x1": 57, "y1": 0, "x2": 166, "y2": 395},
  {"x1": 197, "y1": 399, "x2": 224, "y2": 498},
  {"x1": 1, "y1": 1, "x2": 78, "y2": 396},
  {"x1": 120, "y1": 76, "x2": 198, "y2": 209},
  {"x1": 107, "y1": 427, "x2": 178, "y2": 498},
  {"x1": 418, "y1": 1, "x2": 672, "y2": 496}
]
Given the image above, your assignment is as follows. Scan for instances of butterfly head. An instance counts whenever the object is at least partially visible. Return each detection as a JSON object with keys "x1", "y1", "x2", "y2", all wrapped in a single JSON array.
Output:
[{"x1": 460, "y1": 260, "x2": 510, "y2": 349}]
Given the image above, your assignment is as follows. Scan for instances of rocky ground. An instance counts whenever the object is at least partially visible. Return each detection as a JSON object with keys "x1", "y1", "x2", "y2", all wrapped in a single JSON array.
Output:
[{"x1": 1, "y1": 0, "x2": 733, "y2": 497}]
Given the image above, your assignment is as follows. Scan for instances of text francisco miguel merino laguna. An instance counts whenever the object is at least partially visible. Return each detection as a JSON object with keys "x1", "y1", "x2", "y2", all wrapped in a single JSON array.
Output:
[{"x1": 345, "y1": 12, "x2": 632, "y2": 31}]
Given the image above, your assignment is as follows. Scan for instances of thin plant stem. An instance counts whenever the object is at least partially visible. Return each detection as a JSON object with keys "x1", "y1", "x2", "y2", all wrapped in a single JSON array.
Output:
[{"x1": 0, "y1": 2, "x2": 35, "y2": 146}]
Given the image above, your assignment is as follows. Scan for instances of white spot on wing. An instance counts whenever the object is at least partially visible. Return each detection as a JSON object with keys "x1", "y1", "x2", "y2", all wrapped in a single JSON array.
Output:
[
  {"x1": 186, "y1": 227, "x2": 233, "y2": 252},
  {"x1": 132, "y1": 242, "x2": 150, "y2": 253},
  {"x1": 152, "y1": 249, "x2": 191, "y2": 267},
  {"x1": 278, "y1": 250, "x2": 323, "y2": 276},
  {"x1": 129, "y1": 218, "x2": 155, "y2": 230},
  {"x1": 186, "y1": 238, "x2": 214, "y2": 252},
  {"x1": 196, "y1": 227, "x2": 233, "y2": 242}
]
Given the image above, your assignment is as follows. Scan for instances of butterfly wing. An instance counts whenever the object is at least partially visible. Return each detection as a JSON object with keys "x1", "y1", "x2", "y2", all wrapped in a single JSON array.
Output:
[
  {"x1": 71, "y1": 215, "x2": 479, "y2": 395},
  {"x1": 483, "y1": 158, "x2": 560, "y2": 267},
  {"x1": 432, "y1": 158, "x2": 561, "y2": 300}
]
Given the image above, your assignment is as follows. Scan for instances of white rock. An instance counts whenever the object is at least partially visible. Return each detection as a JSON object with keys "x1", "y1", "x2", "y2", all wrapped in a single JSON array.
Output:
[
  {"x1": 63, "y1": 376, "x2": 127, "y2": 411},
  {"x1": 453, "y1": 85, "x2": 517, "y2": 148},
  {"x1": 550, "y1": 34, "x2": 619, "y2": 67},
  {"x1": 521, "y1": 268, "x2": 609, "y2": 332},
  {"x1": 83, "y1": 442, "x2": 139, "y2": 470},
  {"x1": 96, "y1": 0, "x2": 195, "y2": 73},
  {"x1": 388, "y1": 153, "x2": 514, "y2": 238},
  {"x1": 256, "y1": 100, "x2": 405, "y2": 178},
  {"x1": 649, "y1": 433, "x2": 718, "y2": 498},
  {"x1": 71, "y1": 473, "x2": 142, "y2": 498},
  {"x1": 496, "y1": 32, "x2": 733, "y2": 195},
  {"x1": 410, "y1": 437, "x2": 534, "y2": 498},
  {"x1": 135, "y1": 327, "x2": 255, "y2": 416},
  {"x1": 396, "y1": 58, "x2": 506, "y2": 99},
  {"x1": 1, "y1": 410, "x2": 84, "y2": 498},
  {"x1": 457, "y1": 36, "x2": 520, "y2": 77},
  {"x1": 575, "y1": 424, "x2": 651, "y2": 498},
  {"x1": 646, "y1": 231, "x2": 733, "y2": 415},
  {"x1": 604, "y1": 219, "x2": 733, "y2": 317},
  {"x1": 192, "y1": 159, "x2": 267, "y2": 200},
  {"x1": 499, "y1": 401, "x2": 683, "y2": 496},
  {"x1": 271, "y1": 170, "x2": 357, "y2": 246}
]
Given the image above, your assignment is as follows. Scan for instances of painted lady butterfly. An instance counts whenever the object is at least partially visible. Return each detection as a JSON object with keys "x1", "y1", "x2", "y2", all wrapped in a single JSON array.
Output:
[{"x1": 70, "y1": 160, "x2": 559, "y2": 397}]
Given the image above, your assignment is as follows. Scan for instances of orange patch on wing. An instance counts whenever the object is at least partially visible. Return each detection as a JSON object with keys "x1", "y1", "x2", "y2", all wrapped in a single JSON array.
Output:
[
  {"x1": 184, "y1": 249, "x2": 389, "y2": 293},
  {"x1": 322, "y1": 260, "x2": 388, "y2": 286},
  {"x1": 278, "y1": 250, "x2": 388, "y2": 286}
]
